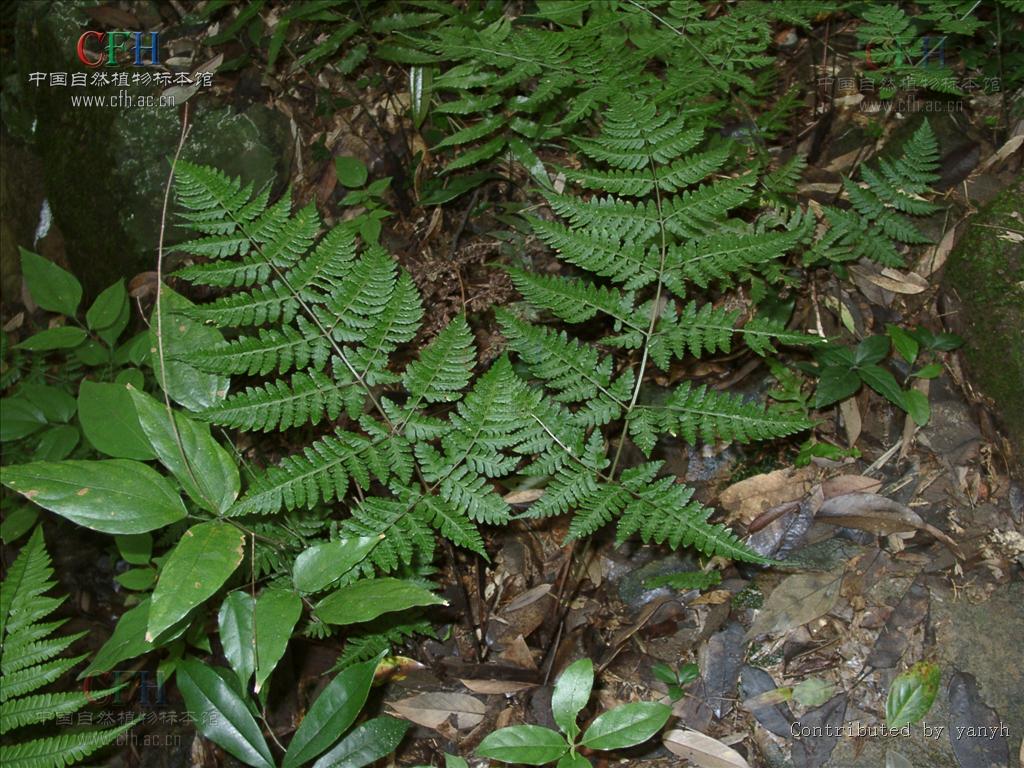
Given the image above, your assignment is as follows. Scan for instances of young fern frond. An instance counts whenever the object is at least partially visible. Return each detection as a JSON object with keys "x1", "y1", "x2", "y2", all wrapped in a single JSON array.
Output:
[{"x1": 0, "y1": 528, "x2": 135, "y2": 768}]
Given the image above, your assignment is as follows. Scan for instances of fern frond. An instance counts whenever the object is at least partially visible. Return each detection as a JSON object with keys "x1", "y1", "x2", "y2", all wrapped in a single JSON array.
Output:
[
  {"x1": 189, "y1": 320, "x2": 329, "y2": 377},
  {"x1": 201, "y1": 371, "x2": 345, "y2": 432},
  {"x1": 340, "y1": 497, "x2": 434, "y2": 574},
  {"x1": 508, "y1": 269, "x2": 633, "y2": 325},
  {"x1": 0, "y1": 719, "x2": 135, "y2": 768},
  {"x1": 401, "y1": 315, "x2": 476, "y2": 406}
]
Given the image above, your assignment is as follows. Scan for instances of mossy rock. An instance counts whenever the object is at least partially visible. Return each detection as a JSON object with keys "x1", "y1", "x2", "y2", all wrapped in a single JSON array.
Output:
[{"x1": 943, "y1": 180, "x2": 1024, "y2": 459}]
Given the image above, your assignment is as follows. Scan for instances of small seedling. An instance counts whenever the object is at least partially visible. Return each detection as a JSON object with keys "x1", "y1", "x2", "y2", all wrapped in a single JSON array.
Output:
[{"x1": 651, "y1": 662, "x2": 699, "y2": 702}]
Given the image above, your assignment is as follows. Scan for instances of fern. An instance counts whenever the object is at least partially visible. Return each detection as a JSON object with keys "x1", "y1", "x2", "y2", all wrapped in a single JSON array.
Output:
[
  {"x1": 809, "y1": 121, "x2": 942, "y2": 267},
  {"x1": 0, "y1": 528, "x2": 135, "y2": 768}
]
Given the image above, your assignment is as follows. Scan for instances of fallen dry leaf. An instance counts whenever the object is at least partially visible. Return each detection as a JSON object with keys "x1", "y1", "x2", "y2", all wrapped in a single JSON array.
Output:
[
  {"x1": 918, "y1": 225, "x2": 958, "y2": 276},
  {"x1": 503, "y1": 488, "x2": 545, "y2": 505},
  {"x1": 745, "y1": 570, "x2": 843, "y2": 640},
  {"x1": 389, "y1": 692, "x2": 485, "y2": 731},
  {"x1": 821, "y1": 475, "x2": 882, "y2": 499},
  {"x1": 848, "y1": 264, "x2": 929, "y2": 295},
  {"x1": 719, "y1": 467, "x2": 814, "y2": 525},
  {"x1": 458, "y1": 678, "x2": 536, "y2": 695},
  {"x1": 664, "y1": 728, "x2": 751, "y2": 768},
  {"x1": 817, "y1": 492, "x2": 961, "y2": 556}
]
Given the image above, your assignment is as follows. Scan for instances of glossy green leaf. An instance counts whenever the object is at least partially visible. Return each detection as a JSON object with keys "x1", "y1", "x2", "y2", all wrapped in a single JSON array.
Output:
[
  {"x1": 314, "y1": 578, "x2": 446, "y2": 626},
  {"x1": 886, "y1": 662, "x2": 941, "y2": 728},
  {"x1": 292, "y1": 537, "x2": 380, "y2": 593},
  {"x1": 444, "y1": 756, "x2": 469, "y2": 768},
  {"x1": 508, "y1": 137, "x2": 552, "y2": 189},
  {"x1": 176, "y1": 658, "x2": 275, "y2": 768},
  {"x1": 854, "y1": 335, "x2": 890, "y2": 365},
  {"x1": 254, "y1": 588, "x2": 302, "y2": 693},
  {"x1": 551, "y1": 658, "x2": 593, "y2": 740},
  {"x1": 115, "y1": 533, "x2": 153, "y2": 565},
  {"x1": 580, "y1": 702, "x2": 671, "y2": 751},
  {"x1": 78, "y1": 381, "x2": 156, "y2": 460},
  {"x1": 15, "y1": 326, "x2": 88, "y2": 351},
  {"x1": 75, "y1": 338, "x2": 109, "y2": 365},
  {"x1": 98, "y1": 290, "x2": 131, "y2": 346},
  {"x1": 309, "y1": 715, "x2": 409, "y2": 768},
  {"x1": 218, "y1": 591, "x2": 256, "y2": 691},
  {"x1": 20, "y1": 383, "x2": 76, "y2": 423},
  {"x1": 858, "y1": 364, "x2": 907, "y2": 409},
  {"x1": 0, "y1": 505, "x2": 38, "y2": 544},
  {"x1": 87, "y1": 279, "x2": 127, "y2": 330},
  {"x1": 147, "y1": 521, "x2": 245, "y2": 641},
  {"x1": 282, "y1": 655, "x2": 380, "y2": 768},
  {"x1": 476, "y1": 725, "x2": 568, "y2": 765},
  {"x1": 0, "y1": 397, "x2": 47, "y2": 441},
  {"x1": 814, "y1": 366, "x2": 861, "y2": 408},
  {"x1": 35, "y1": 424, "x2": 80, "y2": 460},
  {"x1": 79, "y1": 598, "x2": 189, "y2": 678},
  {"x1": 20, "y1": 247, "x2": 82, "y2": 316},
  {"x1": 409, "y1": 65, "x2": 433, "y2": 129},
  {"x1": 556, "y1": 753, "x2": 591, "y2": 768},
  {"x1": 0, "y1": 459, "x2": 187, "y2": 534},
  {"x1": 116, "y1": 567, "x2": 156, "y2": 590},
  {"x1": 130, "y1": 387, "x2": 240, "y2": 513},
  {"x1": 150, "y1": 287, "x2": 229, "y2": 411},
  {"x1": 886, "y1": 324, "x2": 919, "y2": 365},
  {"x1": 902, "y1": 389, "x2": 930, "y2": 426},
  {"x1": 335, "y1": 156, "x2": 368, "y2": 188},
  {"x1": 912, "y1": 362, "x2": 942, "y2": 379}
]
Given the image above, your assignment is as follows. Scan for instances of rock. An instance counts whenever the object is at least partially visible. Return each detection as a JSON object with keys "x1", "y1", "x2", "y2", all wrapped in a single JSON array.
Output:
[
  {"x1": 943, "y1": 180, "x2": 1024, "y2": 462},
  {"x1": 11, "y1": 3, "x2": 293, "y2": 296}
]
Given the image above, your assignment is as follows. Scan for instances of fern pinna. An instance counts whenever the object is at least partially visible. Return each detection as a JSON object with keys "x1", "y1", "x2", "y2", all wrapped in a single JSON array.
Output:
[{"x1": 0, "y1": 528, "x2": 135, "y2": 768}]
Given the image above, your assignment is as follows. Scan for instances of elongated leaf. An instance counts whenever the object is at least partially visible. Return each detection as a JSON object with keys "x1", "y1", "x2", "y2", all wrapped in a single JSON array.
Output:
[
  {"x1": 151, "y1": 287, "x2": 229, "y2": 411},
  {"x1": 858, "y1": 364, "x2": 906, "y2": 409},
  {"x1": 79, "y1": 599, "x2": 189, "y2": 678},
  {"x1": 87, "y1": 279, "x2": 127, "y2": 331},
  {"x1": 476, "y1": 725, "x2": 568, "y2": 765},
  {"x1": 218, "y1": 591, "x2": 256, "y2": 690},
  {"x1": 886, "y1": 662, "x2": 940, "y2": 728},
  {"x1": 15, "y1": 326, "x2": 88, "y2": 351},
  {"x1": 130, "y1": 387, "x2": 240, "y2": 513},
  {"x1": 663, "y1": 728, "x2": 751, "y2": 767},
  {"x1": 282, "y1": 655, "x2": 380, "y2": 768},
  {"x1": 176, "y1": 658, "x2": 274, "y2": 768},
  {"x1": 314, "y1": 578, "x2": 445, "y2": 626},
  {"x1": 78, "y1": 381, "x2": 156, "y2": 460},
  {"x1": 581, "y1": 702, "x2": 671, "y2": 750},
  {"x1": 309, "y1": 716, "x2": 409, "y2": 768},
  {"x1": 147, "y1": 521, "x2": 245, "y2": 641},
  {"x1": 551, "y1": 658, "x2": 592, "y2": 740},
  {"x1": 0, "y1": 459, "x2": 187, "y2": 534},
  {"x1": 254, "y1": 588, "x2": 302, "y2": 693},
  {"x1": 292, "y1": 537, "x2": 380, "y2": 593},
  {"x1": 20, "y1": 248, "x2": 82, "y2": 316}
]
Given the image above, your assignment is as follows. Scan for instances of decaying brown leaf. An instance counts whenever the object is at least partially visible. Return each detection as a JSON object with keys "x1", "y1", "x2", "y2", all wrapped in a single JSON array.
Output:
[
  {"x1": 663, "y1": 728, "x2": 751, "y2": 768},
  {"x1": 821, "y1": 475, "x2": 881, "y2": 499},
  {"x1": 817, "y1": 492, "x2": 961, "y2": 556},
  {"x1": 745, "y1": 570, "x2": 843, "y2": 641},
  {"x1": 389, "y1": 692, "x2": 486, "y2": 731},
  {"x1": 719, "y1": 468, "x2": 814, "y2": 526}
]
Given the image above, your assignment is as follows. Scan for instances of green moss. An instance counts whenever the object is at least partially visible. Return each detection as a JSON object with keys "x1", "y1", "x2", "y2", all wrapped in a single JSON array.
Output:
[{"x1": 944, "y1": 181, "x2": 1024, "y2": 458}]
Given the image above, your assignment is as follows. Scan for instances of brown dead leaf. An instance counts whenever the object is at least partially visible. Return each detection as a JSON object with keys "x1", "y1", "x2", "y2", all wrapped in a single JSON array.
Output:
[
  {"x1": 839, "y1": 397, "x2": 862, "y2": 447},
  {"x1": 389, "y1": 692, "x2": 485, "y2": 731},
  {"x1": 663, "y1": 729, "x2": 751, "y2": 768},
  {"x1": 817, "y1": 492, "x2": 961, "y2": 555},
  {"x1": 745, "y1": 570, "x2": 843, "y2": 640},
  {"x1": 719, "y1": 467, "x2": 814, "y2": 526},
  {"x1": 821, "y1": 475, "x2": 882, "y2": 499},
  {"x1": 690, "y1": 589, "x2": 732, "y2": 606},
  {"x1": 499, "y1": 634, "x2": 538, "y2": 671},
  {"x1": 458, "y1": 678, "x2": 536, "y2": 695},
  {"x1": 848, "y1": 264, "x2": 929, "y2": 295},
  {"x1": 502, "y1": 488, "x2": 545, "y2": 505},
  {"x1": 918, "y1": 225, "x2": 958, "y2": 277}
]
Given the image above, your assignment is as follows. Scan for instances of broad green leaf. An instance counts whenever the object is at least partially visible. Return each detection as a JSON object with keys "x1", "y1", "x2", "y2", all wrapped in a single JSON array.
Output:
[
  {"x1": 20, "y1": 247, "x2": 82, "y2": 316},
  {"x1": 35, "y1": 424, "x2": 80, "y2": 460},
  {"x1": 0, "y1": 505, "x2": 38, "y2": 544},
  {"x1": 814, "y1": 366, "x2": 861, "y2": 408},
  {"x1": 176, "y1": 658, "x2": 275, "y2": 768},
  {"x1": 20, "y1": 383, "x2": 77, "y2": 423},
  {"x1": 0, "y1": 459, "x2": 187, "y2": 534},
  {"x1": 556, "y1": 754, "x2": 591, "y2": 768},
  {"x1": 650, "y1": 663, "x2": 678, "y2": 686},
  {"x1": 314, "y1": 578, "x2": 446, "y2": 626},
  {"x1": 309, "y1": 715, "x2": 409, "y2": 768},
  {"x1": 292, "y1": 537, "x2": 380, "y2": 593},
  {"x1": 930, "y1": 332, "x2": 962, "y2": 351},
  {"x1": 581, "y1": 702, "x2": 671, "y2": 751},
  {"x1": 254, "y1": 588, "x2": 302, "y2": 693},
  {"x1": 858, "y1": 364, "x2": 906, "y2": 409},
  {"x1": 98, "y1": 290, "x2": 131, "y2": 346},
  {"x1": 87, "y1": 279, "x2": 127, "y2": 331},
  {"x1": 855, "y1": 335, "x2": 890, "y2": 365},
  {"x1": 79, "y1": 598, "x2": 189, "y2": 678},
  {"x1": 75, "y1": 338, "x2": 109, "y2": 365},
  {"x1": 886, "y1": 662, "x2": 940, "y2": 728},
  {"x1": 218, "y1": 591, "x2": 256, "y2": 691},
  {"x1": 130, "y1": 387, "x2": 240, "y2": 513},
  {"x1": 551, "y1": 658, "x2": 593, "y2": 740},
  {"x1": 15, "y1": 326, "x2": 87, "y2": 351},
  {"x1": 282, "y1": 655, "x2": 380, "y2": 768},
  {"x1": 116, "y1": 567, "x2": 156, "y2": 590},
  {"x1": 913, "y1": 362, "x2": 943, "y2": 379},
  {"x1": 476, "y1": 725, "x2": 568, "y2": 765},
  {"x1": 792, "y1": 678, "x2": 835, "y2": 707},
  {"x1": 335, "y1": 156, "x2": 368, "y2": 188},
  {"x1": 445, "y1": 756, "x2": 469, "y2": 768},
  {"x1": 886, "y1": 324, "x2": 919, "y2": 364},
  {"x1": 902, "y1": 389, "x2": 930, "y2": 426},
  {"x1": 78, "y1": 381, "x2": 156, "y2": 460},
  {"x1": 115, "y1": 533, "x2": 153, "y2": 565},
  {"x1": 150, "y1": 287, "x2": 228, "y2": 411},
  {"x1": 0, "y1": 397, "x2": 47, "y2": 441},
  {"x1": 147, "y1": 521, "x2": 245, "y2": 641},
  {"x1": 677, "y1": 663, "x2": 699, "y2": 685}
]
